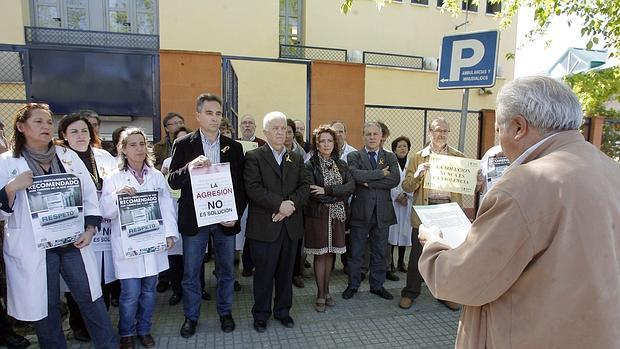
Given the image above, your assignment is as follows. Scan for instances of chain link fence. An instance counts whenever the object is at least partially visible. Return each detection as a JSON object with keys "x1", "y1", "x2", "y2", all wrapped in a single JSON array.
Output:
[
  {"x1": 280, "y1": 44, "x2": 347, "y2": 62},
  {"x1": 0, "y1": 48, "x2": 28, "y2": 141},
  {"x1": 365, "y1": 105, "x2": 481, "y2": 209},
  {"x1": 25, "y1": 26, "x2": 159, "y2": 50},
  {"x1": 363, "y1": 51, "x2": 424, "y2": 70}
]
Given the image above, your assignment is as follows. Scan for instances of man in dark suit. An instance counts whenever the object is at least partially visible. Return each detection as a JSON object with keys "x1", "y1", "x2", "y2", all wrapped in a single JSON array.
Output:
[
  {"x1": 342, "y1": 121, "x2": 400, "y2": 300},
  {"x1": 243, "y1": 111, "x2": 311, "y2": 333},
  {"x1": 168, "y1": 93, "x2": 246, "y2": 337},
  {"x1": 238, "y1": 114, "x2": 266, "y2": 146}
]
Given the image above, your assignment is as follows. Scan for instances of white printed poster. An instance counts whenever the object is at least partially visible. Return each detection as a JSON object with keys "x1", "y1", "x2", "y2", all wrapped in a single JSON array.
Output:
[
  {"x1": 117, "y1": 191, "x2": 166, "y2": 258},
  {"x1": 26, "y1": 174, "x2": 84, "y2": 250},
  {"x1": 413, "y1": 202, "x2": 471, "y2": 248},
  {"x1": 423, "y1": 154, "x2": 481, "y2": 195},
  {"x1": 190, "y1": 163, "x2": 238, "y2": 227},
  {"x1": 91, "y1": 218, "x2": 112, "y2": 251}
]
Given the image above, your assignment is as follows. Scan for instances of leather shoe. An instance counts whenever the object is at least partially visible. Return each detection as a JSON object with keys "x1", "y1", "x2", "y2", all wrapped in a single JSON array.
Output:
[
  {"x1": 180, "y1": 318, "x2": 197, "y2": 338},
  {"x1": 137, "y1": 334, "x2": 155, "y2": 348},
  {"x1": 220, "y1": 314, "x2": 235, "y2": 333},
  {"x1": 156, "y1": 281, "x2": 169, "y2": 293},
  {"x1": 386, "y1": 271, "x2": 400, "y2": 281},
  {"x1": 360, "y1": 273, "x2": 367, "y2": 281},
  {"x1": 242, "y1": 268, "x2": 253, "y2": 277},
  {"x1": 119, "y1": 336, "x2": 134, "y2": 349},
  {"x1": 370, "y1": 287, "x2": 394, "y2": 300},
  {"x1": 0, "y1": 333, "x2": 30, "y2": 349},
  {"x1": 275, "y1": 316, "x2": 295, "y2": 328},
  {"x1": 234, "y1": 281, "x2": 242, "y2": 292},
  {"x1": 253, "y1": 319, "x2": 267, "y2": 333},
  {"x1": 73, "y1": 327, "x2": 90, "y2": 342},
  {"x1": 342, "y1": 287, "x2": 357, "y2": 300},
  {"x1": 439, "y1": 299, "x2": 461, "y2": 311},
  {"x1": 168, "y1": 293, "x2": 182, "y2": 306},
  {"x1": 292, "y1": 275, "x2": 305, "y2": 288},
  {"x1": 202, "y1": 290, "x2": 211, "y2": 301},
  {"x1": 111, "y1": 297, "x2": 119, "y2": 307},
  {"x1": 399, "y1": 297, "x2": 413, "y2": 309}
]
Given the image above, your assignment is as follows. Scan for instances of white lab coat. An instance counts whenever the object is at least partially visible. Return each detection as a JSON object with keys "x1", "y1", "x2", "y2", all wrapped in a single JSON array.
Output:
[
  {"x1": 388, "y1": 158, "x2": 413, "y2": 246},
  {"x1": 93, "y1": 148, "x2": 118, "y2": 283},
  {"x1": 0, "y1": 147, "x2": 102, "y2": 321},
  {"x1": 100, "y1": 166, "x2": 178, "y2": 280}
]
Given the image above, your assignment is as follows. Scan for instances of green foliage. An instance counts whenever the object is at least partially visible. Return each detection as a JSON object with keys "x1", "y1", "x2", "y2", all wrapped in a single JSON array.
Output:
[{"x1": 564, "y1": 67, "x2": 620, "y2": 116}]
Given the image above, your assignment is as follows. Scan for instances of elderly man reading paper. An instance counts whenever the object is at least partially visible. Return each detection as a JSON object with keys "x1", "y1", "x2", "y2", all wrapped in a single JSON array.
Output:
[{"x1": 417, "y1": 76, "x2": 620, "y2": 348}]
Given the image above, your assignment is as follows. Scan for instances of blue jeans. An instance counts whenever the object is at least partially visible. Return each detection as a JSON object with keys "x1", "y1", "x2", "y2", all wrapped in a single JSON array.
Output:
[
  {"x1": 34, "y1": 246, "x2": 117, "y2": 349},
  {"x1": 183, "y1": 224, "x2": 235, "y2": 319},
  {"x1": 118, "y1": 276, "x2": 157, "y2": 337}
]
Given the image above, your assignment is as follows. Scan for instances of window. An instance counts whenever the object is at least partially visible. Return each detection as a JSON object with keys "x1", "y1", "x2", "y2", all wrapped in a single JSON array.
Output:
[
  {"x1": 411, "y1": 0, "x2": 429, "y2": 5},
  {"x1": 486, "y1": 0, "x2": 501, "y2": 14},
  {"x1": 31, "y1": 0, "x2": 158, "y2": 34},
  {"x1": 437, "y1": 0, "x2": 444, "y2": 6},
  {"x1": 462, "y1": 0, "x2": 478, "y2": 12},
  {"x1": 279, "y1": 0, "x2": 303, "y2": 45}
]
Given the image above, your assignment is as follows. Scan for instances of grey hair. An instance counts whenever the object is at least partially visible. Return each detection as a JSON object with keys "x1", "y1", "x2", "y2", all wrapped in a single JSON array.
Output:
[
  {"x1": 428, "y1": 118, "x2": 449, "y2": 131},
  {"x1": 362, "y1": 121, "x2": 383, "y2": 135},
  {"x1": 263, "y1": 111, "x2": 287, "y2": 129},
  {"x1": 496, "y1": 76, "x2": 582, "y2": 132}
]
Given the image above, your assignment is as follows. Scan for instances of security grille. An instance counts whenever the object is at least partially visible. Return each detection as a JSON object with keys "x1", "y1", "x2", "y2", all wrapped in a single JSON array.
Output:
[
  {"x1": 363, "y1": 51, "x2": 424, "y2": 70},
  {"x1": 0, "y1": 48, "x2": 28, "y2": 141},
  {"x1": 25, "y1": 26, "x2": 159, "y2": 50},
  {"x1": 280, "y1": 44, "x2": 347, "y2": 62}
]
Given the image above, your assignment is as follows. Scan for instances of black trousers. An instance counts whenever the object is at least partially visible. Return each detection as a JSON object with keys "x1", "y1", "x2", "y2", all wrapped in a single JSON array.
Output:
[
  {"x1": 249, "y1": 225, "x2": 298, "y2": 321},
  {"x1": 0, "y1": 302, "x2": 14, "y2": 339},
  {"x1": 401, "y1": 228, "x2": 424, "y2": 299}
]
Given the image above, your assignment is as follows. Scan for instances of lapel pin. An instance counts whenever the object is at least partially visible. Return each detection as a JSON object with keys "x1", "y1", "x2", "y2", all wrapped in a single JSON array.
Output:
[
  {"x1": 285, "y1": 153, "x2": 292, "y2": 163},
  {"x1": 10, "y1": 169, "x2": 17, "y2": 176},
  {"x1": 379, "y1": 158, "x2": 385, "y2": 165},
  {"x1": 221, "y1": 146, "x2": 230, "y2": 153},
  {"x1": 61, "y1": 159, "x2": 72, "y2": 167}
]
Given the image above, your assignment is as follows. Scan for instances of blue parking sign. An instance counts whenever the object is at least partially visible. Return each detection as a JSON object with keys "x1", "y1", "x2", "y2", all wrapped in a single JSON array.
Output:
[{"x1": 438, "y1": 30, "x2": 499, "y2": 89}]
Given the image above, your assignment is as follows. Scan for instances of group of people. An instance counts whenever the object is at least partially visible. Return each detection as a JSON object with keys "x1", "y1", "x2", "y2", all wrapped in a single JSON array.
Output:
[{"x1": 0, "y1": 76, "x2": 618, "y2": 349}]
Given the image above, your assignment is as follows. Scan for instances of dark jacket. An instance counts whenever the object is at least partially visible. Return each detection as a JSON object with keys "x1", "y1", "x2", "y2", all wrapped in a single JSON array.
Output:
[
  {"x1": 244, "y1": 144, "x2": 311, "y2": 242},
  {"x1": 304, "y1": 155, "x2": 355, "y2": 218},
  {"x1": 168, "y1": 130, "x2": 246, "y2": 236}
]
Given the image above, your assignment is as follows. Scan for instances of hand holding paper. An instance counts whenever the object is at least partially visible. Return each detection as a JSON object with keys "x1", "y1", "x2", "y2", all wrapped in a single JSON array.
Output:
[{"x1": 413, "y1": 202, "x2": 471, "y2": 248}]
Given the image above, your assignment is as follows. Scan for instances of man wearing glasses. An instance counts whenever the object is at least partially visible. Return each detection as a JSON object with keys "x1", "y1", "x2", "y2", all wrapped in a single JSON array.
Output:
[
  {"x1": 154, "y1": 112, "x2": 186, "y2": 170},
  {"x1": 398, "y1": 118, "x2": 464, "y2": 311}
]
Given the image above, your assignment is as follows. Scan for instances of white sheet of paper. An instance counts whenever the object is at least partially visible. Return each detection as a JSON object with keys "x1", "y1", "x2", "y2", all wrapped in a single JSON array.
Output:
[{"x1": 413, "y1": 202, "x2": 471, "y2": 248}]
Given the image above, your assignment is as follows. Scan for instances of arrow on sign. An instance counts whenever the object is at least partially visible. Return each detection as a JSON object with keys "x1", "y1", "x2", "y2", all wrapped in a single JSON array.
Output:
[{"x1": 440, "y1": 78, "x2": 450, "y2": 83}]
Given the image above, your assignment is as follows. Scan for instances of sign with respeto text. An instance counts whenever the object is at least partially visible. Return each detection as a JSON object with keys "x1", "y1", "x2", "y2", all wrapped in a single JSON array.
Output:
[
  {"x1": 190, "y1": 163, "x2": 238, "y2": 227},
  {"x1": 117, "y1": 191, "x2": 166, "y2": 258},
  {"x1": 26, "y1": 174, "x2": 84, "y2": 250},
  {"x1": 423, "y1": 154, "x2": 481, "y2": 195}
]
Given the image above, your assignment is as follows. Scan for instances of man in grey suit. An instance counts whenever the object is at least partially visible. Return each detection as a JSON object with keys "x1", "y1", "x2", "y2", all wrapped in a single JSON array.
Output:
[{"x1": 342, "y1": 122, "x2": 400, "y2": 300}]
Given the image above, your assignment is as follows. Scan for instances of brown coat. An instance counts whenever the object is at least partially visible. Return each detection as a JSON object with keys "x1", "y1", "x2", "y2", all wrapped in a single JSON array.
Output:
[
  {"x1": 419, "y1": 131, "x2": 620, "y2": 348},
  {"x1": 402, "y1": 145, "x2": 463, "y2": 228}
]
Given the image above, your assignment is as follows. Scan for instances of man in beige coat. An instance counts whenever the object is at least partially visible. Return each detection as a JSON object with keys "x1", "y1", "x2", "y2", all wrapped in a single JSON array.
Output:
[{"x1": 418, "y1": 76, "x2": 620, "y2": 348}]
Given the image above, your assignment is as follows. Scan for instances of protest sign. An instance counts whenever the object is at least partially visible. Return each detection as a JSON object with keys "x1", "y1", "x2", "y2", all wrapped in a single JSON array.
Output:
[
  {"x1": 117, "y1": 191, "x2": 166, "y2": 258},
  {"x1": 26, "y1": 174, "x2": 84, "y2": 250},
  {"x1": 190, "y1": 163, "x2": 238, "y2": 227},
  {"x1": 423, "y1": 154, "x2": 481, "y2": 195}
]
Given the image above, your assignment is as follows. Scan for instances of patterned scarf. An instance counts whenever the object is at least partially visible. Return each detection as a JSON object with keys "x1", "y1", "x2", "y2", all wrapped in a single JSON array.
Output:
[
  {"x1": 22, "y1": 143, "x2": 61, "y2": 176},
  {"x1": 319, "y1": 157, "x2": 346, "y2": 223}
]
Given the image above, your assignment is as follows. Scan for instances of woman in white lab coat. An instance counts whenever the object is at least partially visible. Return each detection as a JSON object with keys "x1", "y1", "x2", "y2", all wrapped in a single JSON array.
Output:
[
  {"x1": 388, "y1": 136, "x2": 413, "y2": 273},
  {"x1": 57, "y1": 112, "x2": 118, "y2": 342},
  {"x1": 0, "y1": 103, "x2": 117, "y2": 349},
  {"x1": 100, "y1": 127, "x2": 178, "y2": 349}
]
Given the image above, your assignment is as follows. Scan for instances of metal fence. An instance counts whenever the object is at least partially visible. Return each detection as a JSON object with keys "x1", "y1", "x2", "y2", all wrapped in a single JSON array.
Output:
[
  {"x1": 363, "y1": 51, "x2": 424, "y2": 70},
  {"x1": 365, "y1": 105, "x2": 482, "y2": 208},
  {"x1": 25, "y1": 26, "x2": 159, "y2": 50},
  {"x1": 280, "y1": 44, "x2": 347, "y2": 62},
  {"x1": 222, "y1": 58, "x2": 239, "y2": 138},
  {"x1": 0, "y1": 46, "x2": 29, "y2": 141}
]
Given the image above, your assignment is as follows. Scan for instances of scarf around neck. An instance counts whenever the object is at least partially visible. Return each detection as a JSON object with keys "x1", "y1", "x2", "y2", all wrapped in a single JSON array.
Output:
[{"x1": 22, "y1": 143, "x2": 61, "y2": 176}]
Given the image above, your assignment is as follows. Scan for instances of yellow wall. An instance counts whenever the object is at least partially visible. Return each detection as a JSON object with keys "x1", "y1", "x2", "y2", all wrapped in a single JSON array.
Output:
[
  {"x1": 0, "y1": 0, "x2": 28, "y2": 44},
  {"x1": 232, "y1": 60, "x2": 306, "y2": 139},
  {"x1": 305, "y1": 0, "x2": 517, "y2": 80},
  {"x1": 159, "y1": 1, "x2": 279, "y2": 57}
]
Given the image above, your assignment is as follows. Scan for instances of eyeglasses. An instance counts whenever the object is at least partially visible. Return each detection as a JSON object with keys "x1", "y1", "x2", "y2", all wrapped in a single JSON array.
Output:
[
  {"x1": 166, "y1": 121, "x2": 184, "y2": 127},
  {"x1": 431, "y1": 129, "x2": 450, "y2": 134}
]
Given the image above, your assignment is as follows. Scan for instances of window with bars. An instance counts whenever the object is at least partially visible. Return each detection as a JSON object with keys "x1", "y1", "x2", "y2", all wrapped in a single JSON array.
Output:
[
  {"x1": 486, "y1": 0, "x2": 501, "y2": 14},
  {"x1": 279, "y1": 0, "x2": 303, "y2": 45}
]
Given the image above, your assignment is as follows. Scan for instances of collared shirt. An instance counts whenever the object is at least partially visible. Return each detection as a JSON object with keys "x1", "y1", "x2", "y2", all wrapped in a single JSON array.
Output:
[
  {"x1": 200, "y1": 129, "x2": 221, "y2": 165},
  {"x1": 340, "y1": 143, "x2": 356, "y2": 163},
  {"x1": 268, "y1": 142, "x2": 286, "y2": 165},
  {"x1": 504, "y1": 132, "x2": 559, "y2": 174},
  {"x1": 128, "y1": 163, "x2": 149, "y2": 185},
  {"x1": 240, "y1": 135, "x2": 256, "y2": 142},
  {"x1": 427, "y1": 143, "x2": 451, "y2": 201}
]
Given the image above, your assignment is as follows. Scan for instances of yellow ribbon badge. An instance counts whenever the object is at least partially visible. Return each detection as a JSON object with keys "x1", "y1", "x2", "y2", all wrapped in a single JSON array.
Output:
[
  {"x1": 285, "y1": 153, "x2": 292, "y2": 163},
  {"x1": 378, "y1": 158, "x2": 384, "y2": 165},
  {"x1": 221, "y1": 146, "x2": 230, "y2": 153}
]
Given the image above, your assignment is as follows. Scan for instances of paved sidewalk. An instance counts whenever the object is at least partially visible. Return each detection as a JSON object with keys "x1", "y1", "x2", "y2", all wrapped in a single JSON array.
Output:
[{"x1": 20, "y1": 256, "x2": 459, "y2": 348}]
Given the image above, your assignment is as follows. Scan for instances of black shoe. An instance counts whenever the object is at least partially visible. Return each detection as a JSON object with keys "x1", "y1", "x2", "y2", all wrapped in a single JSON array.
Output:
[
  {"x1": 220, "y1": 314, "x2": 235, "y2": 333},
  {"x1": 180, "y1": 318, "x2": 197, "y2": 338},
  {"x1": 0, "y1": 333, "x2": 30, "y2": 349},
  {"x1": 111, "y1": 297, "x2": 119, "y2": 307},
  {"x1": 386, "y1": 271, "x2": 400, "y2": 281},
  {"x1": 342, "y1": 287, "x2": 357, "y2": 300},
  {"x1": 168, "y1": 293, "x2": 182, "y2": 306},
  {"x1": 292, "y1": 275, "x2": 305, "y2": 288},
  {"x1": 253, "y1": 320, "x2": 267, "y2": 333},
  {"x1": 360, "y1": 273, "x2": 367, "y2": 281},
  {"x1": 242, "y1": 269, "x2": 253, "y2": 277},
  {"x1": 73, "y1": 327, "x2": 90, "y2": 342},
  {"x1": 156, "y1": 281, "x2": 169, "y2": 293},
  {"x1": 370, "y1": 287, "x2": 394, "y2": 300},
  {"x1": 202, "y1": 290, "x2": 211, "y2": 301},
  {"x1": 304, "y1": 260, "x2": 311, "y2": 268},
  {"x1": 234, "y1": 281, "x2": 242, "y2": 292},
  {"x1": 275, "y1": 316, "x2": 295, "y2": 328}
]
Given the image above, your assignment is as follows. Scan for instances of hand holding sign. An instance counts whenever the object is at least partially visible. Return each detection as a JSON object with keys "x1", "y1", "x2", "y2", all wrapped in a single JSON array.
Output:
[{"x1": 189, "y1": 155, "x2": 211, "y2": 169}]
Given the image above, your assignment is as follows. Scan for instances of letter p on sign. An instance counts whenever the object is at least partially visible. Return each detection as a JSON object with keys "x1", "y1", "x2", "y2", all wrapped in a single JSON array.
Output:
[{"x1": 450, "y1": 39, "x2": 485, "y2": 81}]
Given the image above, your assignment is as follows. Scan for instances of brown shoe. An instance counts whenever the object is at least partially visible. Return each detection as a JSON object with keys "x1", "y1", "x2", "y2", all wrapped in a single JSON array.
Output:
[
  {"x1": 439, "y1": 299, "x2": 461, "y2": 311},
  {"x1": 137, "y1": 334, "x2": 155, "y2": 348},
  {"x1": 293, "y1": 275, "x2": 305, "y2": 288},
  {"x1": 119, "y1": 336, "x2": 134, "y2": 349},
  {"x1": 399, "y1": 297, "x2": 413, "y2": 309}
]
